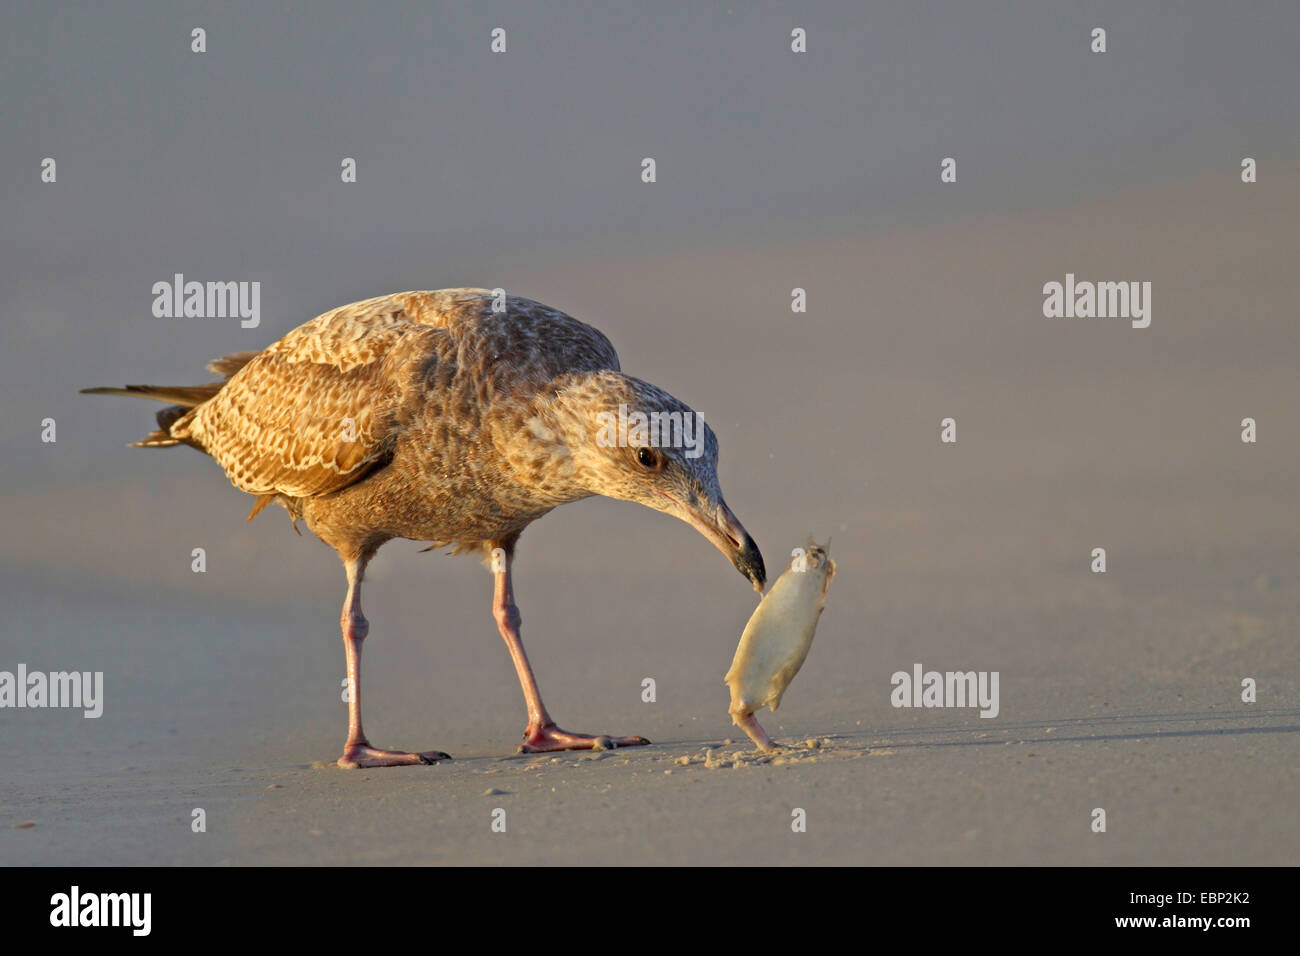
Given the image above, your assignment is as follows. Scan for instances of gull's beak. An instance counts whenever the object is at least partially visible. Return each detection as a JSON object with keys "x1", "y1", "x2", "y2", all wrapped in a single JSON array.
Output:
[{"x1": 667, "y1": 493, "x2": 766, "y2": 593}]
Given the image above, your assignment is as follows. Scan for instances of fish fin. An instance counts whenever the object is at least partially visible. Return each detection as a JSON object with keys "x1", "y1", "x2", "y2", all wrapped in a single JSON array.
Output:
[
  {"x1": 246, "y1": 495, "x2": 275, "y2": 522},
  {"x1": 127, "y1": 430, "x2": 180, "y2": 448}
]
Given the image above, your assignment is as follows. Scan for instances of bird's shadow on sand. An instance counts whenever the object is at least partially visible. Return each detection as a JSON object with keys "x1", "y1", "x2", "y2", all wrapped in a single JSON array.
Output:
[
  {"x1": 294, "y1": 708, "x2": 1300, "y2": 769},
  {"x1": 854, "y1": 707, "x2": 1300, "y2": 751}
]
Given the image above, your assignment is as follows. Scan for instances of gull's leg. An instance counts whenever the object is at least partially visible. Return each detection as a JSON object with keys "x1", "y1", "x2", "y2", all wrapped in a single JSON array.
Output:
[
  {"x1": 491, "y1": 543, "x2": 650, "y2": 753},
  {"x1": 336, "y1": 555, "x2": 450, "y2": 769}
]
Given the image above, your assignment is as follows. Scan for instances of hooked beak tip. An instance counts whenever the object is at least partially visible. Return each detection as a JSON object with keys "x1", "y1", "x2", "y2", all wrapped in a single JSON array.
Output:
[{"x1": 726, "y1": 522, "x2": 766, "y2": 593}]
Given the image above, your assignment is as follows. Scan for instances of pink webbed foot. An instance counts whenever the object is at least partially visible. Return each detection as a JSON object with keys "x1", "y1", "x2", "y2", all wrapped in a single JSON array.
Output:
[
  {"x1": 337, "y1": 744, "x2": 451, "y2": 769},
  {"x1": 518, "y1": 721, "x2": 650, "y2": 753}
]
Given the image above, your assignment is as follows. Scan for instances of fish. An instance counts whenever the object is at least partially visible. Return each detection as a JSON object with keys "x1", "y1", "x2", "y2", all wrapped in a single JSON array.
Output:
[{"x1": 723, "y1": 536, "x2": 835, "y2": 750}]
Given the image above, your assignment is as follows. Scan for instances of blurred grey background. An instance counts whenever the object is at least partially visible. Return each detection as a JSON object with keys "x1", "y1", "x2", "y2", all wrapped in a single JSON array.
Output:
[{"x1": 2, "y1": 2, "x2": 1297, "y2": 865}]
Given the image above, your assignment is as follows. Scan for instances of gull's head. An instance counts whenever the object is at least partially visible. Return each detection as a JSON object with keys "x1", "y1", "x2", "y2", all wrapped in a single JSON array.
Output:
[{"x1": 547, "y1": 371, "x2": 766, "y2": 591}]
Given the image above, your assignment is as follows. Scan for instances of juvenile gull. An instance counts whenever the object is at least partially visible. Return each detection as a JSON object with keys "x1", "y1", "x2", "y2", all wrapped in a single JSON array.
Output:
[{"x1": 84, "y1": 289, "x2": 765, "y2": 767}]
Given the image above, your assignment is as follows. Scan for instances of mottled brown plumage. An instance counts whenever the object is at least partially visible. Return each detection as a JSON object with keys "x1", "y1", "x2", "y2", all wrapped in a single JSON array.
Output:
[{"x1": 84, "y1": 288, "x2": 765, "y2": 765}]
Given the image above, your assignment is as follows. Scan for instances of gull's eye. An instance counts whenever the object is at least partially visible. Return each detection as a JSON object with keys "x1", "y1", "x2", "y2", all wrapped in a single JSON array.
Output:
[{"x1": 635, "y1": 446, "x2": 662, "y2": 471}]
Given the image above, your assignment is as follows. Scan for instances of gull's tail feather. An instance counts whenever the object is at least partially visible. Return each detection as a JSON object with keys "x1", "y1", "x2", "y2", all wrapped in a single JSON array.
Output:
[
  {"x1": 80, "y1": 350, "x2": 261, "y2": 448},
  {"x1": 79, "y1": 383, "x2": 224, "y2": 406}
]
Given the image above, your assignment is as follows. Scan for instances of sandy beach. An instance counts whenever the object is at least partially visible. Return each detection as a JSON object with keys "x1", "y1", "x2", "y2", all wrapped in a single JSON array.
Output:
[{"x1": 4, "y1": 161, "x2": 1298, "y2": 865}]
